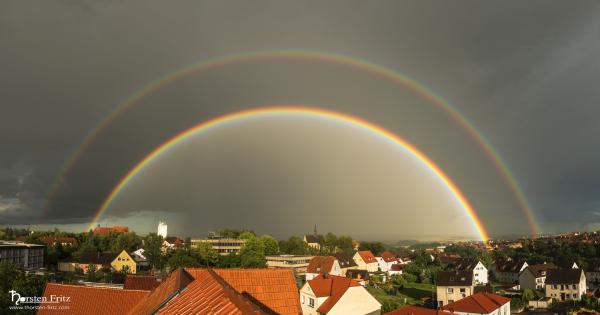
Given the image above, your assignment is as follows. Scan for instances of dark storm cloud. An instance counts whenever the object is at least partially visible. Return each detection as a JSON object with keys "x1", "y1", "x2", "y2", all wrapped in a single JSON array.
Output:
[{"x1": 1, "y1": 0, "x2": 599, "y2": 236}]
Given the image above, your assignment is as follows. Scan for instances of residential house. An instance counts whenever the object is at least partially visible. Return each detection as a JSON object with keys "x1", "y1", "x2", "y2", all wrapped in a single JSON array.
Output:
[
  {"x1": 0, "y1": 241, "x2": 44, "y2": 269},
  {"x1": 492, "y1": 260, "x2": 528, "y2": 284},
  {"x1": 306, "y1": 256, "x2": 342, "y2": 281},
  {"x1": 545, "y1": 268, "x2": 586, "y2": 301},
  {"x1": 130, "y1": 248, "x2": 148, "y2": 268},
  {"x1": 448, "y1": 258, "x2": 488, "y2": 285},
  {"x1": 40, "y1": 267, "x2": 302, "y2": 315},
  {"x1": 353, "y1": 251, "x2": 379, "y2": 272},
  {"x1": 267, "y1": 255, "x2": 314, "y2": 272},
  {"x1": 586, "y1": 262, "x2": 600, "y2": 289},
  {"x1": 58, "y1": 250, "x2": 136, "y2": 274},
  {"x1": 332, "y1": 252, "x2": 358, "y2": 276},
  {"x1": 384, "y1": 305, "x2": 453, "y2": 315},
  {"x1": 518, "y1": 263, "x2": 556, "y2": 291},
  {"x1": 441, "y1": 292, "x2": 511, "y2": 315},
  {"x1": 163, "y1": 236, "x2": 183, "y2": 249},
  {"x1": 376, "y1": 251, "x2": 398, "y2": 273},
  {"x1": 92, "y1": 225, "x2": 129, "y2": 236},
  {"x1": 436, "y1": 270, "x2": 475, "y2": 307},
  {"x1": 304, "y1": 234, "x2": 322, "y2": 251},
  {"x1": 300, "y1": 274, "x2": 381, "y2": 315},
  {"x1": 346, "y1": 269, "x2": 371, "y2": 286},
  {"x1": 388, "y1": 264, "x2": 403, "y2": 276}
]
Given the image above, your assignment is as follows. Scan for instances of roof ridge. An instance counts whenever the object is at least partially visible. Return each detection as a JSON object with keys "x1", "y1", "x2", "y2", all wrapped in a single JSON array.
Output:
[{"x1": 206, "y1": 268, "x2": 272, "y2": 314}]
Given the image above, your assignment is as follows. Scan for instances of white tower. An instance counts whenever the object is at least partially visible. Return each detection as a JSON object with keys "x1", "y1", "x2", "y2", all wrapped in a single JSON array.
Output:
[{"x1": 157, "y1": 221, "x2": 167, "y2": 238}]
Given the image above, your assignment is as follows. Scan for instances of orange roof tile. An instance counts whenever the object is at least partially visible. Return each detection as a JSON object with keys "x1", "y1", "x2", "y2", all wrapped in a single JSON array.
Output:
[
  {"x1": 306, "y1": 256, "x2": 337, "y2": 274},
  {"x1": 358, "y1": 250, "x2": 377, "y2": 263},
  {"x1": 187, "y1": 268, "x2": 302, "y2": 315},
  {"x1": 306, "y1": 274, "x2": 360, "y2": 314},
  {"x1": 128, "y1": 268, "x2": 195, "y2": 315},
  {"x1": 384, "y1": 305, "x2": 453, "y2": 315},
  {"x1": 123, "y1": 275, "x2": 160, "y2": 291},
  {"x1": 93, "y1": 226, "x2": 129, "y2": 236},
  {"x1": 156, "y1": 269, "x2": 271, "y2": 314},
  {"x1": 380, "y1": 251, "x2": 398, "y2": 263},
  {"x1": 37, "y1": 283, "x2": 149, "y2": 315},
  {"x1": 441, "y1": 292, "x2": 511, "y2": 313}
]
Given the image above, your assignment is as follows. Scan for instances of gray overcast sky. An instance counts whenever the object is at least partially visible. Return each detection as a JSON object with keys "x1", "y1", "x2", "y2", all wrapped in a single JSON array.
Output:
[{"x1": 1, "y1": 1, "x2": 600, "y2": 239}]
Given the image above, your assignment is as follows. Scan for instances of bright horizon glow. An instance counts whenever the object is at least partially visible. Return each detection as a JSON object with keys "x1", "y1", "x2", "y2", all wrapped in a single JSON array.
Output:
[{"x1": 89, "y1": 106, "x2": 490, "y2": 241}]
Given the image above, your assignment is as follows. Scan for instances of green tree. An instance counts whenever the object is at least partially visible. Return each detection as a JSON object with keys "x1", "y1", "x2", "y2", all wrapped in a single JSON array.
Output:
[
  {"x1": 144, "y1": 233, "x2": 165, "y2": 270},
  {"x1": 324, "y1": 233, "x2": 338, "y2": 253},
  {"x1": 195, "y1": 242, "x2": 219, "y2": 266},
  {"x1": 239, "y1": 231, "x2": 256, "y2": 240},
  {"x1": 0, "y1": 262, "x2": 48, "y2": 314},
  {"x1": 167, "y1": 249, "x2": 197, "y2": 269},
  {"x1": 337, "y1": 235, "x2": 354, "y2": 253},
  {"x1": 240, "y1": 237, "x2": 266, "y2": 268},
  {"x1": 359, "y1": 242, "x2": 385, "y2": 256},
  {"x1": 279, "y1": 236, "x2": 309, "y2": 255},
  {"x1": 87, "y1": 264, "x2": 97, "y2": 282},
  {"x1": 259, "y1": 235, "x2": 279, "y2": 256},
  {"x1": 522, "y1": 288, "x2": 535, "y2": 302}
]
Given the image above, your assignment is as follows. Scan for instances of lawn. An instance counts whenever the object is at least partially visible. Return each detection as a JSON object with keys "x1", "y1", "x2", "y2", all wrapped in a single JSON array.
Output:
[{"x1": 367, "y1": 282, "x2": 435, "y2": 307}]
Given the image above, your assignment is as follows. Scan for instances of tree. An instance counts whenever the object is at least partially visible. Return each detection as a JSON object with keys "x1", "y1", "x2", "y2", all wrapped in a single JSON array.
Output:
[
  {"x1": 144, "y1": 233, "x2": 165, "y2": 270},
  {"x1": 279, "y1": 236, "x2": 309, "y2": 255},
  {"x1": 167, "y1": 249, "x2": 197, "y2": 269},
  {"x1": 324, "y1": 233, "x2": 338, "y2": 253},
  {"x1": 195, "y1": 242, "x2": 219, "y2": 266},
  {"x1": 359, "y1": 242, "x2": 385, "y2": 256},
  {"x1": 259, "y1": 235, "x2": 279, "y2": 256},
  {"x1": 239, "y1": 237, "x2": 266, "y2": 268},
  {"x1": 522, "y1": 288, "x2": 535, "y2": 302},
  {"x1": 337, "y1": 235, "x2": 354, "y2": 253},
  {"x1": 239, "y1": 231, "x2": 256, "y2": 240},
  {"x1": 87, "y1": 264, "x2": 97, "y2": 282},
  {"x1": 0, "y1": 262, "x2": 48, "y2": 314}
]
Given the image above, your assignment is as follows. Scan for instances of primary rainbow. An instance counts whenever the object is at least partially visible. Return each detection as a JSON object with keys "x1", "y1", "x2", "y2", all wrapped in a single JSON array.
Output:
[
  {"x1": 88, "y1": 106, "x2": 491, "y2": 241},
  {"x1": 46, "y1": 49, "x2": 539, "y2": 235}
]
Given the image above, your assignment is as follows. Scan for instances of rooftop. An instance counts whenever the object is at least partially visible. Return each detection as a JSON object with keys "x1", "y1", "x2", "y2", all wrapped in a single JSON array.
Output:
[{"x1": 441, "y1": 292, "x2": 511, "y2": 313}]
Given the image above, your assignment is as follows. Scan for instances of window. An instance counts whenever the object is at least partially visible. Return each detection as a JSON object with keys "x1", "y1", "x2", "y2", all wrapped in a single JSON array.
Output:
[
  {"x1": 309, "y1": 298, "x2": 315, "y2": 308},
  {"x1": 572, "y1": 284, "x2": 577, "y2": 289},
  {"x1": 460, "y1": 288, "x2": 466, "y2": 293},
  {"x1": 448, "y1": 300, "x2": 454, "y2": 304},
  {"x1": 553, "y1": 285, "x2": 557, "y2": 289},
  {"x1": 447, "y1": 288, "x2": 454, "y2": 293},
  {"x1": 302, "y1": 295, "x2": 305, "y2": 304}
]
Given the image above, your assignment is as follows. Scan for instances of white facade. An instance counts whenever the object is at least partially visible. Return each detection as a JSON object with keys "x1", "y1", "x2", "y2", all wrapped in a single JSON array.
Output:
[
  {"x1": 353, "y1": 252, "x2": 378, "y2": 272},
  {"x1": 299, "y1": 281, "x2": 381, "y2": 315},
  {"x1": 158, "y1": 221, "x2": 168, "y2": 239},
  {"x1": 375, "y1": 257, "x2": 397, "y2": 273},
  {"x1": 472, "y1": 261, "x2": 489, "y2": 285},
  {"x1": 545, "y1": 272, "x2": 587, "y2": 301}
]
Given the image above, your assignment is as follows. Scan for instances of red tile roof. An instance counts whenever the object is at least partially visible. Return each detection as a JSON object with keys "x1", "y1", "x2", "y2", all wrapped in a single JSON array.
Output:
[
  {"x1": 441, "y1": 292, "x2": 511, "y2": 314},
  {"x1": 357, "y1": 251, "x2": 377, "y2": 264},
  {"x1": 93, "y1": 226, "x2": 129, "y2": 236},
  {"x1": 207, "y1": 269, "x2": 301, "y2": 315},
  {"x1": 128, "y1": 268, "x2": 195, "y2": 315},
  {"x1": 123, "y1": 275, "x2": 160, "y2": 291},
  {"x1": 37, "y1": 283, "x2": 149, "y2": 315},
  {"x1": 380, "y1": 251, "x2": 398, "y2": 263},
  {"x1": 307, "y1": 274, "x2": 360, "y2": 314},
  {"x1": 156, "y1": 269, "x2": 271, "y2": 314},
  {"x1": 307, "y1": 256, "x2": 337, "y2": 274},
  {"x1": 385, "y1": 305, "x2": 454, "y2": 315}
]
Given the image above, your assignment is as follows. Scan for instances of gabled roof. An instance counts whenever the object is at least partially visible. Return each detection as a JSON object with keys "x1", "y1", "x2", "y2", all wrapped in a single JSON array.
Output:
[
  {"x1": 128, "y1": 268, "x2": 195, "y2": 315},
  {"x1": 447, "y1": 258, "x2": 482, "y2": 271},
  {"x1": 391, "y1": 264, "x2": 404, "y2": 271},
  {"x1": 164, "y1": 236, "x2": 183, "y2": 246},
  {"x1": 79, "y1": 252, "x2": 119, "y2": 265},
  {"x1": 124, "y1": 275, "x2": 160, "y2": 291},
  {"x1": 436, "y1": 270, "x2": 473, "y2": 286},
  {"x1": 304, "y1": 234, "x2": 320, "y2": 243},
  {"x1": 441, "y1": 292, "x2": 511, "y2": 313},
  {"x1": 307, "y1": 256, "x2": 337, "y2": 273},
  {"x1": 307, "y1": 274, "x2": 360, "y2": 314},
  {"x1": 494, "y1": 259, "x2": 527, "y2": 273},
  {"x1": 380, "y1": 251, "x2": 398, "y2": 263},
  {"x1": 187, "y1": 268, "x2": 301, "y2": 315},
  {"x1": 93, "y1": 226, "x2": 129, "y2": 236},
  {"x1": 155, "y1": 269, "x2": 274, "y2": 314},
  {"x1": 546, "y1": 268, "x2": 584, "y2": 285},
  {"x1": 37, "y1": 283, "x2": 149, "y2": 315},
  {"x1": 385, "y1": 305, "x2": 454, "y2": 315},
  {"x1": 357, "y1": 250, "x2": 377, "y2": 264},
  {"x1": 523, "y1": 263, "x2": 557, "y2": 278},
  {"x1": 332, "y1": 253, "x2": 358, "y2": 268}
]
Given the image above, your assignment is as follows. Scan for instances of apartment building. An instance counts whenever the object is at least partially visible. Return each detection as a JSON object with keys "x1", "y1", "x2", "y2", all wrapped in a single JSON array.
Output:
[{"x1": 0, "y1": 241, "x2": 44, "y2": 269}]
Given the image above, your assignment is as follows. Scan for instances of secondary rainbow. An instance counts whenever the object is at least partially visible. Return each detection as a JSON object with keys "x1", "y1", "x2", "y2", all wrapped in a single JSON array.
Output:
[
  {"x1": 88, "y1": 106, "x2": 490, "y2": 241},
  {"x1": 46, "y1": 50, "x2": 538, "y2": 235}
]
